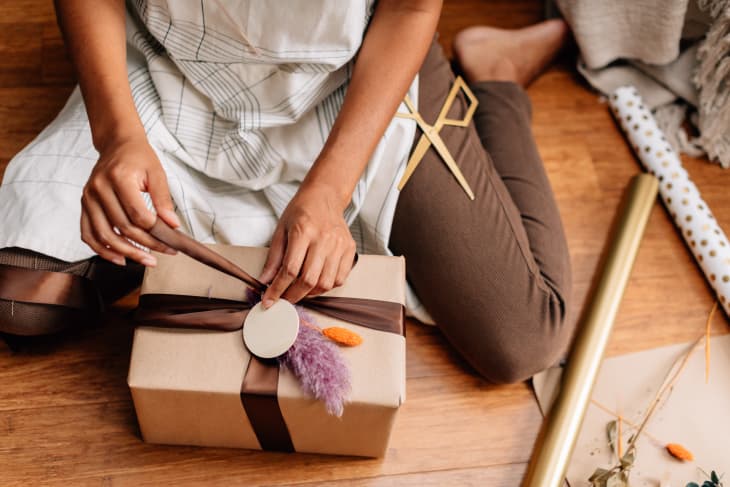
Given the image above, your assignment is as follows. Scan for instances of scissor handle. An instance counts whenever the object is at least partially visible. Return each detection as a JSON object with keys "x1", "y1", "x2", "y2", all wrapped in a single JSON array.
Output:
[{"x1": 439, "y1": 76, "x2": 479, "y2": 128}]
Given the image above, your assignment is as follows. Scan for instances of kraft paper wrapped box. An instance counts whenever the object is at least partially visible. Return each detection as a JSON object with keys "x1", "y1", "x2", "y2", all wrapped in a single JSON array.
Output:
[{"x1": 127, "y1": 245, "x2": 406, "y2": 457}]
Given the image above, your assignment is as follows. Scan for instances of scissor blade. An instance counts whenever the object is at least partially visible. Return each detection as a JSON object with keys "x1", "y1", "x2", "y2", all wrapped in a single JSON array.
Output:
[
  {"x1": 398, "y1": 134, "x2": 431, "y2": 190},
  {"x1": 428, "y1": 131, "x2": 475, "y2": 200}
]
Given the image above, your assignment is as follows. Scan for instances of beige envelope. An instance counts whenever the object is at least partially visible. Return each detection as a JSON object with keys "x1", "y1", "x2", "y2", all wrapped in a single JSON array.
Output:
[{"x1": 128, "y1": 245, "x2": 406, "y2": 457}]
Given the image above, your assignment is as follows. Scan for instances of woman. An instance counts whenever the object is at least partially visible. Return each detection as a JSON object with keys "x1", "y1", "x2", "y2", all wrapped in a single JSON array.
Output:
[{"x1": 0, "y1": 0, "x2": 572, "y2": 383}]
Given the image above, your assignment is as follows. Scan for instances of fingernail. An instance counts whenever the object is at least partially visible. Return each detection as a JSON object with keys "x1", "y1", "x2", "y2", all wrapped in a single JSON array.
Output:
[
  {"x1": 164, "y1": 248, "x2": 177, "y2": 256},
  {"x1": 141, "y1": 255, "x2": 157, "y2": 267},
  {"x1": 165, "y1": 210, "x2": 181, "y2": 228},
  {"x1": 262, "y1": 299, "x2": 274, "y2": 309},
  {"x1": 113, "y1": 256, "x2": 126, "y2": 266}
]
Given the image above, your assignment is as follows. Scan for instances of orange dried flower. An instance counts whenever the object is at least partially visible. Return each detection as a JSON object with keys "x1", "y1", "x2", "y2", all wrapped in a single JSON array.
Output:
[
  {"x1": 666, "y1": 443, "x2": 694, "y2": 461},
  {"x1": 322, "y1": 327, "x2": 363, "y2": 347}
]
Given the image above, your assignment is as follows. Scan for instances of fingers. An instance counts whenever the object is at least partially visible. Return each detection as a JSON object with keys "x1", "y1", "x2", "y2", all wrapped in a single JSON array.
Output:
[
  {"x1": 334, "y1": 239, "x2": 357, "y2": 289},
  {"x1": 82, "y1": 139, "x2": 181, "y2": 266},
  {"x1": 115, "y1": 179, "x2": 159, "y2": 231},
  {"x1": 307, "y1": 236, "x2": 354, "y2": 296},
  {"x1": 305, "y1": 253, "x2": 337, "y2": 297},
  {"x1": 261, "y1": 227, "x2": 357, "y2": 306},
  {"x1": 96, "y1": 188, "x2": 175, "y2": 255},
  {"x1": 147, "y1": 166, "x2": 181, "y2": 229},
  {"x1": 282, "y1": 242, "x2": 327, "y2": 304},
  {"x1": 279, "y1": 234, "x2": 354, "y2": 302},
  {"x1": 81, "y1": 195, "x2": 157, "y2": 266},
  {"x1": 261, "y1": 231, "x2": 309, "y2": 308},
  {"x1": 80, "y1": 211, "x2": 125, "y2": 266},
  {"x1": 259, "y1": 226, "x2": 286, "y2": 284}
]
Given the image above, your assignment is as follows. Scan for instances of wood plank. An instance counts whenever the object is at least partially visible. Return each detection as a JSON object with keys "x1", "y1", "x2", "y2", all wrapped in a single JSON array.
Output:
[
  {"x1": 0, "y1": 315, "x2": 475, "y2": 412},
  {"x1": 270, "y1": 464, "x2": 528, "y2": 487},
  {"x1": 0, "y1": 23, "x2": 43, "y2": 88},
  {"x1": 0, "y1": 86, "x2": 75, "y2": 169},
  {"x1": 0, "y1": 1, "x2": 58, "y2": 24},
  {"x1": 1, "y1": 372, "x2": 540, "y2": 486},
  {"x1": 3, "y1": 0, "x2": 730, "y2": 485},
  {"x1": 42, "y1": 22, "x2": 75, "y2": 85},
  {"x1": 1, "y1": 312, "x2": 540, "y2": 485}
]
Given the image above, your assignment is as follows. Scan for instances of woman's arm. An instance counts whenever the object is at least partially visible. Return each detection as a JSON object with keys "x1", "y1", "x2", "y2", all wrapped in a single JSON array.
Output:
[
  {"x1": 260, "y1": 0, "x2": 442, "y2": 306},
  {"x1": 55, "y1": 0, "x2": 179, "y2": 267}
]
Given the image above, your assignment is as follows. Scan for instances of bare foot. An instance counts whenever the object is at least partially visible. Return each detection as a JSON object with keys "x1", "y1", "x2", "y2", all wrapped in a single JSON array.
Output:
[{"x1": 452, "y1": 19, "x2": 570, "y2": 87}]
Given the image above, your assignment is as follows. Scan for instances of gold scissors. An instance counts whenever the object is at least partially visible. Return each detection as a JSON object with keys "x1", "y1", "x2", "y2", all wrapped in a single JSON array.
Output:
[{"x1": 396, "y1": 76, "x2": 478, "y2": 200}]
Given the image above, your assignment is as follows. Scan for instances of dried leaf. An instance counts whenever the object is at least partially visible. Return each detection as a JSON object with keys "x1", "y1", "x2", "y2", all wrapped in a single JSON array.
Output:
[
  {"x1": 590, "y1": 467, "x2": 613, "y2": 485},
  {"x1": 606, "y1": 420, "x2": 618, "y2": 454},
  {"x1": 620, "y1": 448, "x2": 636, "y2": 469},
  {"x1": 666, "y1": 443, "x2": 694, "y2": 461},
  {"x1": 322, "y1": 326, "x2": 363, "y2": 347},
  {"x1": 607, "y1": 471, "x2": 629, "y2": 487}
]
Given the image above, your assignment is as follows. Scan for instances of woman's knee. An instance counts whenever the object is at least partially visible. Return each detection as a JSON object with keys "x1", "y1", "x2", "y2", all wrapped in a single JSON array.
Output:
[
  {"x1": 440, "y1": 286, "x2": 573, "y2": 384},
  {"x1": 0, "y1": 300, "x2": 93, "y2": 336},
  {"x1": 0, "y1": 247, "x2": 142, "y2": 337},
  {"x1": 478, "y1": 328, "x2": 568, "y2": 384}
]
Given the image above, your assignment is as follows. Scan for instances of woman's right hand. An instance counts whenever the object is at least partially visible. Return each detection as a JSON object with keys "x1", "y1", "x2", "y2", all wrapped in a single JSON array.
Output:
[
  {"x1": 80, "y1": 135, "x2": 181, "y2": 267},
  {"x1": 54, "y1": 0, "x2": 180, "y2": 266}
]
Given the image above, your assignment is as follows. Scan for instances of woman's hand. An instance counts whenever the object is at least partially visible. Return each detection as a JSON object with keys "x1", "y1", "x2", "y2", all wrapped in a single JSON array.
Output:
[
  {"x1": 80, "y1": 135, "x2": 181, "y2": 267},
  {"x1": 259, "y1": 182, "x2": 356, "y2": 308},
  {"x1": 255, "y1": 0, "x2": 439, "y2": 307},
  {"x1": 55, "y1": 0, "x2": 180, "y2": 267}
]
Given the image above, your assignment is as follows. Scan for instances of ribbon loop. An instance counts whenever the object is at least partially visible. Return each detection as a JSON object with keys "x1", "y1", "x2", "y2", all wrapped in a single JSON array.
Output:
[{"x1": 136, "y1": 293, "x2": 404, "y2": 336}]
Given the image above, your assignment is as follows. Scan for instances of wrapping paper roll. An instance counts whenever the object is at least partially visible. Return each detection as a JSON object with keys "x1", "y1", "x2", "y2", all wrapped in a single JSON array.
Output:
[
  {"x1": 523, "y1": 174, "x2": 659, "y2": 487},
  {"x1": 610, "y1": 86, "x2": 730, "y2": 316}
]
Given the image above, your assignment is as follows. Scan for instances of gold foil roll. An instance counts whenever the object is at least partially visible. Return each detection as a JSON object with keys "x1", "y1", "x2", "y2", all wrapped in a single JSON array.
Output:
[{"x1": 523, "y1": 173, "x2": 658, "y2": 487}]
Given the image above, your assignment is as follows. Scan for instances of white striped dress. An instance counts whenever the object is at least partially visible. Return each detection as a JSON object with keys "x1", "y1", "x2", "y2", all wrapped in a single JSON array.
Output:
[{"x1": 0, "y1": 1, "x2": 431, "y2": 318}]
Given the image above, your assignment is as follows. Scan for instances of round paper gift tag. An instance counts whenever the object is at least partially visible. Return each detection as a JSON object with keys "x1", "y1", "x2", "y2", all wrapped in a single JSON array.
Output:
[{"x1": 243, "y1": 300, "x2": 300, "y2": 358}]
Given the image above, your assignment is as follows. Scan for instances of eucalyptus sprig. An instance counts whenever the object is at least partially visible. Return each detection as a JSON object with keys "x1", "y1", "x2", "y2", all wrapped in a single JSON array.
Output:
[{"x1": 687, "y1": 469, "x2": 724, "y2": 487}]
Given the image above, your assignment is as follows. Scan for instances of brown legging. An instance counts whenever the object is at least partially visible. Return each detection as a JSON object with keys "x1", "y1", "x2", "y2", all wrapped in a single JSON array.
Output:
[
  {"x1": 389, "y1": 41, "x2": 573, "y2": 383},
  {"x1": 0, "y1": 41, "x2": 572, "y2": 383}
]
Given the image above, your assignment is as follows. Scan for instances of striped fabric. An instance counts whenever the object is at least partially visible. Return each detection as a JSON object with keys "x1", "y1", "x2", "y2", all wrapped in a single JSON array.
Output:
[{"x1": 0, "y1": 0, "x2": 418, "y2": 280}]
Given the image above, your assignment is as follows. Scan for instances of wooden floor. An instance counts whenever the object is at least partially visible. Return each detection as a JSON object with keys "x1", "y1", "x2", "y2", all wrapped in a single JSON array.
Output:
[{"x1": 2, "y1": 1, "x2": 728, "y2": 486}]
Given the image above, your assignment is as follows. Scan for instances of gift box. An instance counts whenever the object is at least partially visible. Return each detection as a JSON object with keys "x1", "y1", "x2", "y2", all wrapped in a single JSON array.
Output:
[{"x1": 127, "y1": 244, "x2": 406, "y2": 457}]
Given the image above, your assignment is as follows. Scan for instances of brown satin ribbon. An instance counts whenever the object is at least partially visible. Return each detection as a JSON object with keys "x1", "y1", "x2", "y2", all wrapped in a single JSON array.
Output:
[
  {"x1": 149, "y1": 219, "x2": 266, "y2": 292},
  {"x1": 145, "y1": 219, "x2": 404, "y2": 334},
  {"x1": 135, "y1": 219, "x2": 405, "y2": 452},
  {"x1": 240, "y1": 357, "x2": 295, "y2": 452},
  {"x1": 135, "y1": 294, "x2": 404, "y2": 335},
  {"x1": 0, "y1": 265, "x2": 100, "y2": 311}
]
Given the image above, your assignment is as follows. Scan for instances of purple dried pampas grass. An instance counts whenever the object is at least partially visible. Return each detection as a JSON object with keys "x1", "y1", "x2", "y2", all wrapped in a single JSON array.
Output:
[{"x1": 279, "y1": 307, "x2": 351, "y2": 417}]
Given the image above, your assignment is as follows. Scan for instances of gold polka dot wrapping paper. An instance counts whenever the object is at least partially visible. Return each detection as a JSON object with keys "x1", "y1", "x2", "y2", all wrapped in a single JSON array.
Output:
[{"x1": 610, "y1": 86, "x2": 730, "y2": 315}]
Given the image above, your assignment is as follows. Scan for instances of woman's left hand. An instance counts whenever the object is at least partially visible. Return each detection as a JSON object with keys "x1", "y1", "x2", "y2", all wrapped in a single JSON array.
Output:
[{"x1": 259, "y1": 182, "x2": 356, "y2": 308}]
